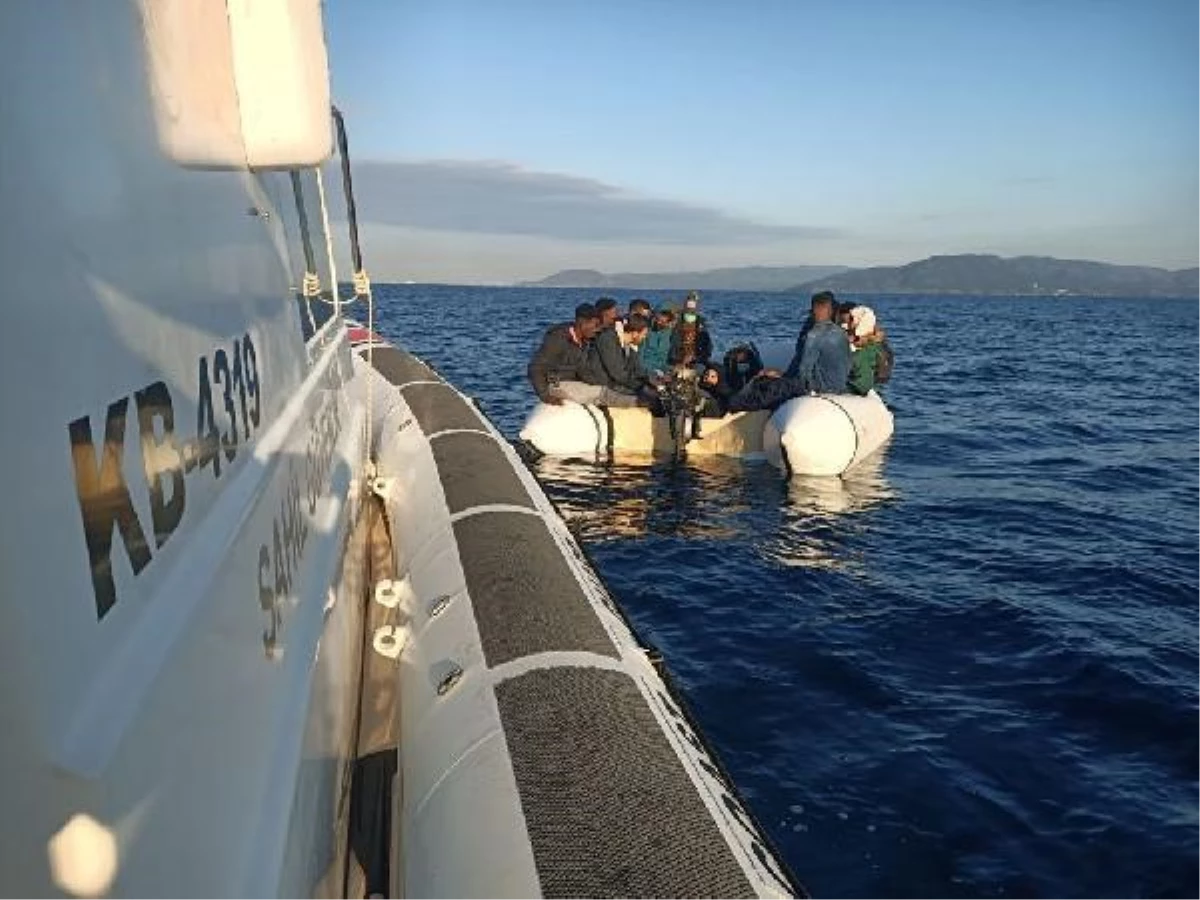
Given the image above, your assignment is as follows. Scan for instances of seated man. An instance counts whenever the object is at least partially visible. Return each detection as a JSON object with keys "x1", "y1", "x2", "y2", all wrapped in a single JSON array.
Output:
[
  {"x1": 779, "y1": 291, "x2": 847, "y2": 379},
  {"x1": 698, "y1": 364, "x2": 733, "y2": 417},
  {"x1": 527, "y1": 303, "x2": 637, "y2": 406},
  {"x1": 729, "y1": 291, "x2": 850, "y2": 412},
  {"x1": 793, "y1": 291, "x2": 851, "y2": 394},
  {"x1": 584, "y1": 309, "x2": 653, "y2": 403},
  {"x1": 628, "y1": 297, "x2": 652, "y2": 319},
  {"x1": 565, "y1": 298, "x2": 641, "y2": 406},
  {"x1": 620, "y1": 313, "x2": 652, "y2": 375},
  {"x1": 722, "y1": 343, "x2": 764, "y2": 393}
]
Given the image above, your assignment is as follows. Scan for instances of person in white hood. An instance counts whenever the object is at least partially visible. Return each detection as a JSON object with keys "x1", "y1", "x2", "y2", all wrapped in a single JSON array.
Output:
[{"x1": 846, "y1": 305, "x2": 891, "y2": 395}]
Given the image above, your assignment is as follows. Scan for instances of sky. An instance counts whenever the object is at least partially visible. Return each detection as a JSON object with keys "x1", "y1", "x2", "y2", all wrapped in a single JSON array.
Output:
[{"x1": 323, "y1": 0, "x2": 1199, "y2": 284}]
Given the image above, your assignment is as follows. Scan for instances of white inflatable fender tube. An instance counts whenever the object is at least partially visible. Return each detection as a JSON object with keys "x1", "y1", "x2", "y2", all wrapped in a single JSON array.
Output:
[
  {"x1": 519, "y1": 400, "x2": 610, "y2": 456},
  {"x1": 766, "y1": 391, "x2": 894, "y2": 477},
  {"x1": 355, "y1": 338, "x2": 801, "y2": 899}
]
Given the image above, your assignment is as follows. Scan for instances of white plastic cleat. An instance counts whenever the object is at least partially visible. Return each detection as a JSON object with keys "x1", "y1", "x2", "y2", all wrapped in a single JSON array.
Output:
[
  {"x1": 374, "y1": 576, "x2": 416, "y2": 614},
  {"x1": 370, "y1": 476, "x2": 396, "y2": 499},
  {"x1": 372, "y1": 624, "x2": 410, "y2": 660}
]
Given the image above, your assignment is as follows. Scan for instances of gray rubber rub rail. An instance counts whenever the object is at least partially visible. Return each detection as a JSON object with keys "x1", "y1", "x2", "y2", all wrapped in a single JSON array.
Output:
[
  {"x1": 496, "y1": 666, "x2": 756, "y2": 899},
  {"x1": 365, "y1": 345, "x2": 440, "y2": 387},
  {"x1": 431, "y1": 432, "x2": 535, "y2": 514},
  {"x1": 454, "y1": 511, "x2": 619, "y2": 666},
  {"x1": 401, "y1": 381, "x2": 489, "y2": 436}
]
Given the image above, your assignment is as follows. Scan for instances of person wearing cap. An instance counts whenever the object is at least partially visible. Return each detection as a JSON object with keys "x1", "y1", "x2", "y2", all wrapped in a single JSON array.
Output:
[{"x1": 668, "y1": 292, "x2": 713, "y2": 367}]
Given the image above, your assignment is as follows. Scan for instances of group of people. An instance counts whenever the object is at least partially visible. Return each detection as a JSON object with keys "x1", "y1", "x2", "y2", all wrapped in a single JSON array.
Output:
[
  {"x1": 526, "y1": 289, "x2": 893, "y2": 417},
  {"x1": 527, "y1": 292, "x2": 713, "y2": 408}
]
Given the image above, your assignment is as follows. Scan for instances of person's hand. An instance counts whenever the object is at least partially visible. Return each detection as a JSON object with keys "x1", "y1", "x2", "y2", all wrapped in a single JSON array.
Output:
[{"x1": 759, "y1": 368, "x2": 782, "y2": 379}]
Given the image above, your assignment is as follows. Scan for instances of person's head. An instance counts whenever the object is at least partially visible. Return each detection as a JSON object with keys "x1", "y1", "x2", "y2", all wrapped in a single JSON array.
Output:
[
  {"x1": 701, "y1": 364, "x2": 722, "y2": 388},
  {"x1": 810, "y1": 290, "x2": 836, "y2": 322},
  {"x1": 629, "y1": 298, "x2": 652, "y2": 318},
  {"x1": 836, "y1": 301, "x2": 857, "y2": 331},
  {"x1": 849, "y1": 305, "x2": 877, "y2": 341},
  {"x1": 654, "y1": 308, "x2": 676, "y2": 330},
  {"x1": 595, "y1": 297, "x2": 619, "y2": 327},
  {"x1": 622, "y1": 313, "x2": 650, "y2": 347},
  {"x1": 574, "y1": 302, "x2": 601, "y2": 340}
]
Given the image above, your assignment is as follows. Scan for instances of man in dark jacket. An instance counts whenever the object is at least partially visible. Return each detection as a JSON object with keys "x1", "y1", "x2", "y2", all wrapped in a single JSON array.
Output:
[
  {"x1": 528, "y1": 303, "x2": 640, "y2": 406},
  {"x1": 527, "y1": 303, "x2": 599, "y2": 405},
  {"x1": 583, "y1": 298, "x2": 628, "y2": 389}
]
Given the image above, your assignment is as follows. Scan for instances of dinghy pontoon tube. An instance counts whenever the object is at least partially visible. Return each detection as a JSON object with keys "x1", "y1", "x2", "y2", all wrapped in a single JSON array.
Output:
[
  {"x1": 349, "y1": 328, "x2": 800, "y2": 898},
  {"x1": 519, "y1": 391, "x2": 893, "y2": 477}
]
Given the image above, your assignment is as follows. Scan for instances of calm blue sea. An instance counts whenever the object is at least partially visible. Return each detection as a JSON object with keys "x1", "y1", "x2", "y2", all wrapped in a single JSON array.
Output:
[{"x1": 372, "y1": 284, "x2": 1198, "y2": 898}]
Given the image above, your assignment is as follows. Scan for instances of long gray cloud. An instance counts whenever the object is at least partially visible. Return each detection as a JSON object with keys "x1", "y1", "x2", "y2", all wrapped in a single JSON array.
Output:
[{"x1": 332, "y1": 160, "x2": 839, "y2": 244}]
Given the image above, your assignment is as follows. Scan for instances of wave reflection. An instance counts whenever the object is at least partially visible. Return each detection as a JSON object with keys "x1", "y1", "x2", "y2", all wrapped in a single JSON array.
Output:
[{"x1": 531, "y1": 449, "x2": 896, "y2": 574}]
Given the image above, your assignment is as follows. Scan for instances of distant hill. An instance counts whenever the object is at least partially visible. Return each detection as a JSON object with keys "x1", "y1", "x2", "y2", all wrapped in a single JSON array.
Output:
[
  {"x1": 789, "y1": 254, "x2": 1199, "y2": 298},
  {"x1": 521, "y1": 265, "x2": 850, "y2": 291}
]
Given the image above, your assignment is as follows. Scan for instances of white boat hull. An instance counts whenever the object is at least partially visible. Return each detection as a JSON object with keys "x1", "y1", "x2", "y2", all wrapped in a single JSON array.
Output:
[{"x1": 0, "y1": 2, "x2": 800, "y2": 894}]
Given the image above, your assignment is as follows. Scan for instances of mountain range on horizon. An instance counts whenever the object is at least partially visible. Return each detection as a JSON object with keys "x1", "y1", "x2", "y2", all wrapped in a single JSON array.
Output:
[
  {"x1": 521, "y1": 255, "x2": 1199, "y2": 298},
  {"x1": 519, "y1": 264, "x2": 848, "y2": 291}
]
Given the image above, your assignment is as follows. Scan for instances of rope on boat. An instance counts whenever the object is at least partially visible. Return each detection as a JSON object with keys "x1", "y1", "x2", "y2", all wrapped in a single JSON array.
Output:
[
  {"x1": 313, "y1": 167, "x2": 341, "y2": 309},
  {"x1": 331, "y1": 106, "x2": 376, "y2": 480}
]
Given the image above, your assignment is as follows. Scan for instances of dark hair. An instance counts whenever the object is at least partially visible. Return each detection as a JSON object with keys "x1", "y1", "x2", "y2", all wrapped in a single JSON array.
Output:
[
  {"x1": 629, "y1": 298, "x2": 652, "y2": 315},
  {"x1": 836, "y1": 301, "x2": 857, "y2": 317},
  {"x1": 595, "y1": 297, "x2": 618, "y2": 314},
  {"x1": 624, "y1": 313, "x2": 649, "y2": 333},
  {"x1": 655, "y1": 308, "x2": 676, "y2": 322},
  {"x1": 811, "y1": 290, "x2": 836, "y2": 309},
  {"x1": 574, "y1": 302, "x2": 599, "y2": 321}
]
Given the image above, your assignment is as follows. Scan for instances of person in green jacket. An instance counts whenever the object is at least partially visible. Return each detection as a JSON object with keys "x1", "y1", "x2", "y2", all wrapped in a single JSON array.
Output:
[{"x1": 846, "y1": 305, "x2": 886, "y2": 395}]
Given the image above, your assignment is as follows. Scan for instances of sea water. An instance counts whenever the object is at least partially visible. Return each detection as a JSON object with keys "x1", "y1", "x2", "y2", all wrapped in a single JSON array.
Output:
[{"x1": 374, "y1": 285, "x2": 1198, "y2": 898}]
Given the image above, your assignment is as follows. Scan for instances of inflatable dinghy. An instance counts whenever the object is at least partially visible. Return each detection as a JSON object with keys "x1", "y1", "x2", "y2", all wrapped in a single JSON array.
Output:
[
  {"x1": 349, "y1": 328, "x2": 800, "y2": 897},
  {"x1": 519, "y1": 390, "x2": 893, "y2": 477}
]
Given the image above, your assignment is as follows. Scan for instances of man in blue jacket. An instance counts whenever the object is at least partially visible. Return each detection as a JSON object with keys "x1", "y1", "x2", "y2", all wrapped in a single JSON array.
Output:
[
  {"x1": 729, "y1": 291, "x2": 850, "y2": 411},
  {"x1": 789, "y1": 291, "x2": 850, "y2": 393}
]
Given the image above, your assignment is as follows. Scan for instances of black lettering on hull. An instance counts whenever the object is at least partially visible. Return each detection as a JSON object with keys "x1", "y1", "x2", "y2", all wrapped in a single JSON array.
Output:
[
  {"x1": 67, "y1": 332, "x2": 263, "y2": 620},
  {"x1": 69, "y1": 398, "x2": 152, "y2": 619},
  {"x1": 136, "y1": 381, "x2": 186, "y2": 549}
]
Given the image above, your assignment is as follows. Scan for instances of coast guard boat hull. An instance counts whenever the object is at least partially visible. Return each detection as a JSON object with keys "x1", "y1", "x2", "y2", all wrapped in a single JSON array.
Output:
[{"x1": 0, "y1": 1, "x2": 797, "y2": 896}]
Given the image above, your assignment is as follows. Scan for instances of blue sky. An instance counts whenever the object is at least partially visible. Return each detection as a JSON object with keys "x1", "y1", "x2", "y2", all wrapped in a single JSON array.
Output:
[{"x1": 325, "y1": 0, "x2": 1198, "y2": 283}]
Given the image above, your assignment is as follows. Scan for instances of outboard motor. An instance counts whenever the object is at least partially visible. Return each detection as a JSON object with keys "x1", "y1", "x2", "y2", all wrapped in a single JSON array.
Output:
[{"x1": 658, "y1": 367, "x2": 703, "y2": 458}]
